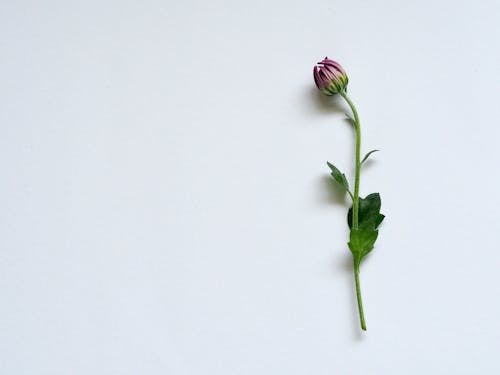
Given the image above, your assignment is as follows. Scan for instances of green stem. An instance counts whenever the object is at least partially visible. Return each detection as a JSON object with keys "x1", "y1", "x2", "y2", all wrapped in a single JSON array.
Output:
[
  {"x1": 340, "y1": 91, "x2": 361, "y2": 229},
  {"x1": 340, "y1": 91, "x2": 366, "y2": 330},
  {"x1": 354, "y1": 264, "x2": 367, "y2": 330}
]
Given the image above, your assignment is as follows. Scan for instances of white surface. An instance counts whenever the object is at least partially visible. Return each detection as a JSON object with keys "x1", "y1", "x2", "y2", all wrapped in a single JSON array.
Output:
[{"x1": 1, "y1": 0, "x2": 499, "y2": 373}]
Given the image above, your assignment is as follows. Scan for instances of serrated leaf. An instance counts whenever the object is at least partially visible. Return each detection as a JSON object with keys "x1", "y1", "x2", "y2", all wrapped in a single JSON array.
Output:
[
  {"x1": 348, "y1": 228, "x2": 379, "y2": 265},
  {"x1": 347, "y1": 193, "x2": 384, "y2": 230},
  {"x1": 326, "y1": 162, "x2": 349, "y2": 192},
  {"x1": 361, "y1": 149, "x2": 379, "y2": 164}
]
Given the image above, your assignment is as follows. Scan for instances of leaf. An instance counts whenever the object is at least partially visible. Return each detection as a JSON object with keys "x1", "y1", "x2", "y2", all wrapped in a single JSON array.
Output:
[
  {"x1": 326, "y1": 162, "x2": 350, "y2": 192},
  {"x1": 348, "y1": 228, "x2": 379, "y2": 265},
  {"x1": 361, "y1": 149, "x2": 379, "y2": 164},
  {"x1": 347, "y1": 193, "x2": 384, "y2": 230}
]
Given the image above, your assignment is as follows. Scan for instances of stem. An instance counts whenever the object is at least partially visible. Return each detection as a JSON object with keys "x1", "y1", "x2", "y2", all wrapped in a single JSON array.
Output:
[
  {"x1": 340, "y1": 91, "x2": 366, "y2": 330},
  {"x1": 340, "y1": 91, "x2": 361, "y2": 229},
  {"x1": 354, "y1": 264, "x2": 367, "y2": 330}
]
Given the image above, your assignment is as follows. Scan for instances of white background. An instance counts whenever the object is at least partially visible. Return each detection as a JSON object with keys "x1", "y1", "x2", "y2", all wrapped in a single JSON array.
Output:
[{"x1": 1, "y1": 0, "x2": 499, "y2": 373}]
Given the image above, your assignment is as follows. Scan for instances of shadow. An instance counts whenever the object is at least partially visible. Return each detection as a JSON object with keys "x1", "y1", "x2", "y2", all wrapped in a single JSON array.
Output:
[
  {"x1": 309, "y1": 87, "x2": 346, "y2": 115},
  {"x1": 360, "y1": 156, "x2": 381, "y2": 173},
  {"x1": 337, "y1": 252, "x2": 352, "y2": 273},
  {"x1": 361, "y1": 158, "x2": 375, "y2": 169},
  {"x1": 318, "y1": 174, "x2": 348, "y2": 207},
  {"x1": 308, "y1": 87, "x2": 357, "y2": 176}
]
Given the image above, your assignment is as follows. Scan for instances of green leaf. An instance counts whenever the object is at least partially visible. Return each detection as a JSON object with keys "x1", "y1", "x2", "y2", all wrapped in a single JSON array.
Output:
[
  {"x1": 326, "y1": 162, "x2": 350, "y2": 192},
  {"x1": 347, "y1": 193, "x2": 384, "y2": 230},
  {"x1": 348, "y1": 228, "x2": 379, "y2": 265},
  {"x1": 361, "y1": 149, "x2": 379, "y2": 164}
]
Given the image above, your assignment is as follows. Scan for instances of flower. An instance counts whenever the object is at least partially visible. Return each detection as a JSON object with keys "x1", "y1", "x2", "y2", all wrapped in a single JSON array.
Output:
[{"x1": 313, "y1": 57, "x2": 348, "y2": 95}]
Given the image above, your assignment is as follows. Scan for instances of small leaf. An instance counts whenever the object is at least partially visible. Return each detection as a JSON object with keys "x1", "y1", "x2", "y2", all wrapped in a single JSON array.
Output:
[
  {"x1": 361, "y1": 149, "x2": 379, "y2": 164},
  {"x1": 348, "y1": 228, "x2": 379, "y2": 265},
  {"x1": 326, "y1": 162, "x2": 349, "y2": 192},
  {"x1": 347, "y1": 193, "x2": 384, "y2": 230}
]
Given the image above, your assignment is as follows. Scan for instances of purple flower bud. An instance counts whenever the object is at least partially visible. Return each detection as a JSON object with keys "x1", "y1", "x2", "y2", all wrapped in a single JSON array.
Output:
[{"x1": 313, "y1": 57, "x2": 348, "y2": 96}]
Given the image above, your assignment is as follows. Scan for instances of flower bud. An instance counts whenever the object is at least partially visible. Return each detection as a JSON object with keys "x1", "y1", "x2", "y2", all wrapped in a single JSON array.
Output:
[{"x1": 313, "y1": 57, "x2": 348, "y2": 95}]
